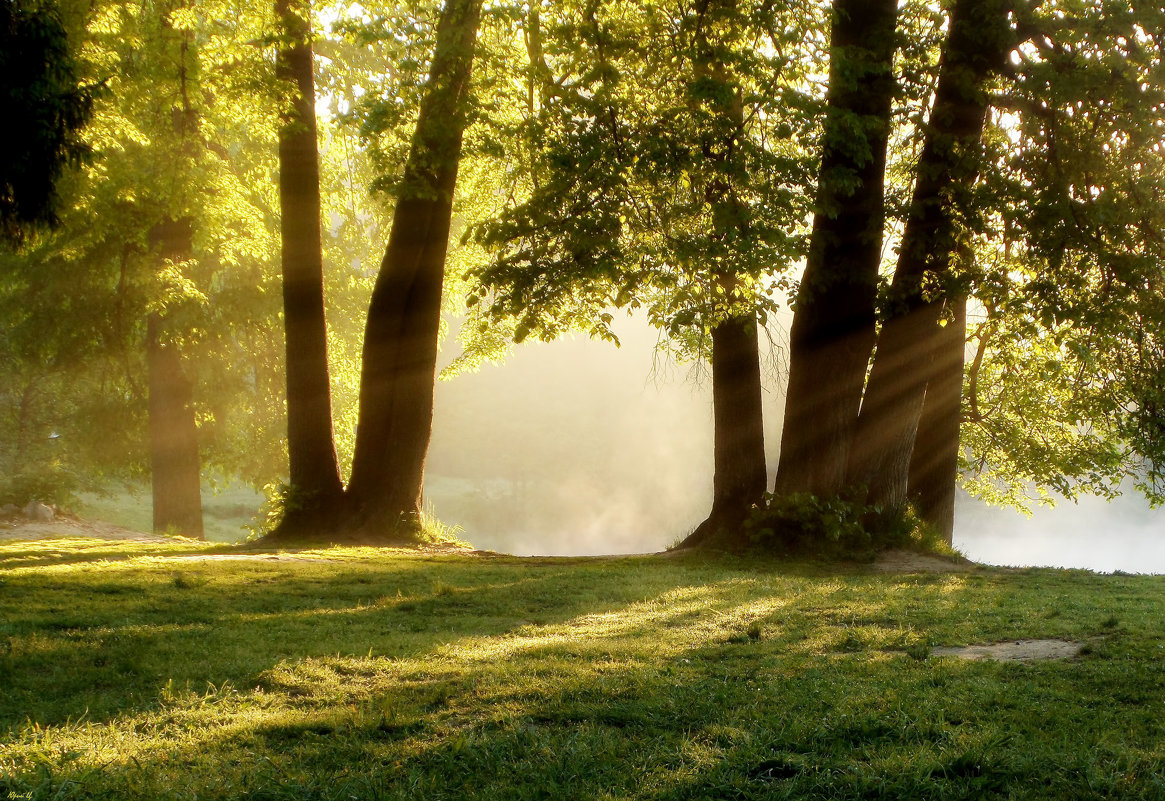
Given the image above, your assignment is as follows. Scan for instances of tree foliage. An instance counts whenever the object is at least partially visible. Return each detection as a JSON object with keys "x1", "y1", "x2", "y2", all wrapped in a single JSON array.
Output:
[
  {"x1": 0, "y1": 0, "x2": 95, "y2": 240},
  {"x1": 3, "y1": 0, "x2": 1165, "y2": 545}
]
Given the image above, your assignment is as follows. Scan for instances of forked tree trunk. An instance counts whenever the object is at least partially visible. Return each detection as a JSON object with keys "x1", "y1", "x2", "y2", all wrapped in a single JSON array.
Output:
[
  {"x1": 909, "y1": 296, "x2": 967, "y2": 543},
  {"x1": 344, "y1": 0, "x2": 483, "y2": 540},
  {"x1": 848, "y1": 0, "x2": 1013, "y2": 515},
  {"x1": 275, "y1": 0, "x2": 344, "y2": 523},
  {"x1": 772, "y1": 0, "x2": 898, "y2": 500}
]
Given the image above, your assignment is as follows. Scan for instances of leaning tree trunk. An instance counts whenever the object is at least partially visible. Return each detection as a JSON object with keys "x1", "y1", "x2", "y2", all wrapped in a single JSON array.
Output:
[
  {"x1": 274, "y1": 0, "x2": 344, "y2": 529},
  {"x1": 848, "y1": 0, "x2": 1013, "y2": 515},
  {"x1": 772, "y1": 0, "x2": 898, "y2": 500},
  {"x1": 908, "y1": 296, "x2": 967, "y2": 543},
  {"x1": 343, "y1": 0, "x2": 483, "y2": 540}
]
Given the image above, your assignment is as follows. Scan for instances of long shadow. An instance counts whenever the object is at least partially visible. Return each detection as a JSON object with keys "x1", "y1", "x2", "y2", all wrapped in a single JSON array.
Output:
[
  {"x1": 6, "y1": 556, "x2": 1159, "y2": 800},
  {"x1": 1, "y1": 552, "x2": 748, "y2": 732},
  {"x1": 0, "y1": 537, "x2": 232, "y2": 569}
]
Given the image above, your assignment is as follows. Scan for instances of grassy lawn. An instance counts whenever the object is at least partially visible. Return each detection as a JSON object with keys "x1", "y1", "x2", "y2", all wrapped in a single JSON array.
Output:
[
  {"x1": 75, "y1": 483, "x2": 264, "y2": 543},
  {"x1": 1, "y1": 539, "x2": 1164, "y2": 799}
]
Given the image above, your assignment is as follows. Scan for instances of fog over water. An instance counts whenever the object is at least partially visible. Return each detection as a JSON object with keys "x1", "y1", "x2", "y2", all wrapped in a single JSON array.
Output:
[{"x1": 426, "y1": 315, "x2": 1164, "y2": 573}]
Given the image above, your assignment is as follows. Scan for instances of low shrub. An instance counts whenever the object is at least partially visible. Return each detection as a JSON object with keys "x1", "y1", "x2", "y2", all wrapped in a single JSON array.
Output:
[{"x1": 742, "y1": 491, "x2": 938, "y2": 560}]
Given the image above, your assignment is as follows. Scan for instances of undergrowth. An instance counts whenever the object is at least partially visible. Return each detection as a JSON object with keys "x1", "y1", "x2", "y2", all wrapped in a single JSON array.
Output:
[{"x1": 743, "y1": 491, "x2": 951, "y2": 560}]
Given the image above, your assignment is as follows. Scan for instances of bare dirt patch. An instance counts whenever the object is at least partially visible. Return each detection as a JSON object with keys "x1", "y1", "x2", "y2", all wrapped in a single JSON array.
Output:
[
  {"x1": 930, "y1": 639, "x2": 1084, "y2": 662},
  {"x1": 871, "y1": 549, "x2": 977, "y2": 574}
]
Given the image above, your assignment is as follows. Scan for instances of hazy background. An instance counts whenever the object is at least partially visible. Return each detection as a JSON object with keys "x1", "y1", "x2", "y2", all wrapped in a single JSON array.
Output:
[{"x1": 425, "y1": 314, "x2": 1165, "y2": 573}]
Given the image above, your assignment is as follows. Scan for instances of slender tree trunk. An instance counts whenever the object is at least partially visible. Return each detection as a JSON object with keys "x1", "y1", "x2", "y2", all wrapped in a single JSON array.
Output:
[
  {"x1": 848, "y1": 0, "x2": 1012, "y2": 515},
  {"x1": 710, "y1": 315, "x2": 767, "y2": 512},
  {"x1": 146, "y1": 232, "x2": 204, "y2": 538},
  {"x1": 344, "y1": 0, "x2": 483, "y2": 540},
  {"x1": 909, "y1": 296, "x2": 966, "y2": 543},
  {"x1": 772, "y1": 0, "x2": 898, "y2": 500},
  {"x1": 275, "y1": 0, "x2": 344, "y2": 523},
  {"x1": 681, "y1": 310, "x2": 767, "y2": 548},
  {"x1": 675, "y1": 1, "x2": 767, "y2": 549}
]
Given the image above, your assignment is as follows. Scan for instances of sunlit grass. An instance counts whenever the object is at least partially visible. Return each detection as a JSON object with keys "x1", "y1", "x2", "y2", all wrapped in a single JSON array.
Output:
[{"x1": 2, "y1": 541, "x2": 1165, "y2": 799}]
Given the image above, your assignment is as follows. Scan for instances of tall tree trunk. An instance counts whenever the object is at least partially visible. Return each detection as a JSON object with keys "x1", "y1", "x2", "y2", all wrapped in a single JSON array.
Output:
[
  {"x1": 676, "y1": 0, "x2": 767, "y2": 549},
  {"x1": 909, "y1": 296, "x2": 966, "y2": 543},
  {"x1": 142, "y1": 12, "x2": 202, "y2": 538},
  {"x1": 848, "y1": 0, "x2": 1013, "y2": 515},
  {"x1": 344, "y1": 0, "x2": 483, "y2": 540},
  {"x1": 772, "y1": 0, "x2": 898, "y2": 500},
  {"x1": 146, "y1": 216, "x2": 203, "y2": 538},
  {"x1": 275, "y1": 0, "x2": 344, "y2": 523}
]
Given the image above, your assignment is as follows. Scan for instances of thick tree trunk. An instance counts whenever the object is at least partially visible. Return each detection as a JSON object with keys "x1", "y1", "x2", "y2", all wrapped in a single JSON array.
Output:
[
  {"x1": 772, "y1": 0, "x2": 898, "y2": 499},
  {"x1": 147, "y1": 310, "x2": 203, "y2": 539},
  {"x1": 274, "y1": 0, "x2": 344, "y2": 524},
  {"x1": 343, "y1": 0, "x2": 482, "y2": 540},
  {"x1": 680, "y1": 312, "x2": 767, "y2": 548},
  {"x1": 848, "y1": 0, "x2": 1012, "y2": 515},
  {"x1": 909, "y1": 296, "x2": 966, "y2": 543}
]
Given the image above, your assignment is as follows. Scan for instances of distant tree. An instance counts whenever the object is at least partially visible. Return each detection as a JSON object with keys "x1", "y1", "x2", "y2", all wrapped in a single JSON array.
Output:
[
  {"x1": 0, "y1": 0, "x2": 289, "y2": 524},
  {"x1": 0, "y1": 0, "x2": 94, "y2": 242}
]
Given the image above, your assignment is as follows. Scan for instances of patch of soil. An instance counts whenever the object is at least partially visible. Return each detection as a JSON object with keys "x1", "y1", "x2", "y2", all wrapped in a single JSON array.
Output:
[
  {"x1": 930, "y1": 639, "x2": 1084, "y2": 662},
  {"x1": 871, "y1": 549, "x2": 976, "y2": 574}
]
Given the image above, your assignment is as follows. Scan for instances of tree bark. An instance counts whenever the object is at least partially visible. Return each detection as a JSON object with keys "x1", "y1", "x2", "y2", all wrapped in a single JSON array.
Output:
[
  {"x1": 275, "y1": 0, "x2": 344, "y2": 522},
  {"x1": 673, "y1": 1, "x2": 768, "y2": 549},
  {"x1": 146, "y1": 215, "x2": 203, "y2": 538},
  {"x1": 909, "y1": 296, "x2": 966, "y2": 543},
  {"x1": 681, "y1": 310, "x2": 768, "y2": 548},
  {"x1": 848, "y1": 0, "x2": 1012, "y2": 515},
  {"x1": 772, "y1": 0, "x2": 898, "y2": 500},
  {"x1": 343, "y1": 0, "x2": 483, "y2": 540}
]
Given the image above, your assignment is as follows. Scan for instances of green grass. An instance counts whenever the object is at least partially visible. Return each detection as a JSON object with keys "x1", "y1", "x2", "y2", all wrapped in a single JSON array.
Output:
[
  {"x1": 2, "y1": 539, "x2": 1164, "y2": 799},
  {"x1": 75, "y1": 483, "x2": 264, "y2": 543}
]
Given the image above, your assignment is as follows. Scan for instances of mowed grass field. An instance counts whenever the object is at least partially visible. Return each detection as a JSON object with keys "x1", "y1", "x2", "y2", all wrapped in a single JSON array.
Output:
[{"x1": 2, "y1": 538, "x2": 1164, "y2": 800}]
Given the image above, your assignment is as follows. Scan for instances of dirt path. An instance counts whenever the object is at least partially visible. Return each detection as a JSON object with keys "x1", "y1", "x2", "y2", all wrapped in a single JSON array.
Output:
[{"x1": 871, "y1": 548, "x2": 977, "y2": 574}]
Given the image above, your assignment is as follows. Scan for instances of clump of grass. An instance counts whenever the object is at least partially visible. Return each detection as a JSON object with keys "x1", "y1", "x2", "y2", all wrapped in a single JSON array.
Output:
[
  {"x1": 726, "y1": 620, "x2": 764, "y2": 644},
  {"x1": 905, "y1": 642, "x2": 931, "y2": 661},
  {"x1": 171, "y1": 571, "x2": 196, "y2": 589},
  {"x1": 417, "y1": 506, "x2": 470, "y2": 548}
]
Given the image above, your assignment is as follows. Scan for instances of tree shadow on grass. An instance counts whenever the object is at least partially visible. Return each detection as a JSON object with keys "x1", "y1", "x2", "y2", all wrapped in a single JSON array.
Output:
[
  {"x1": 6, "y1": 556, "x2": 1157, "y2": 800},
  {"x1": 2, "y1": 553, "x2": 755, "y2": 731}
]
